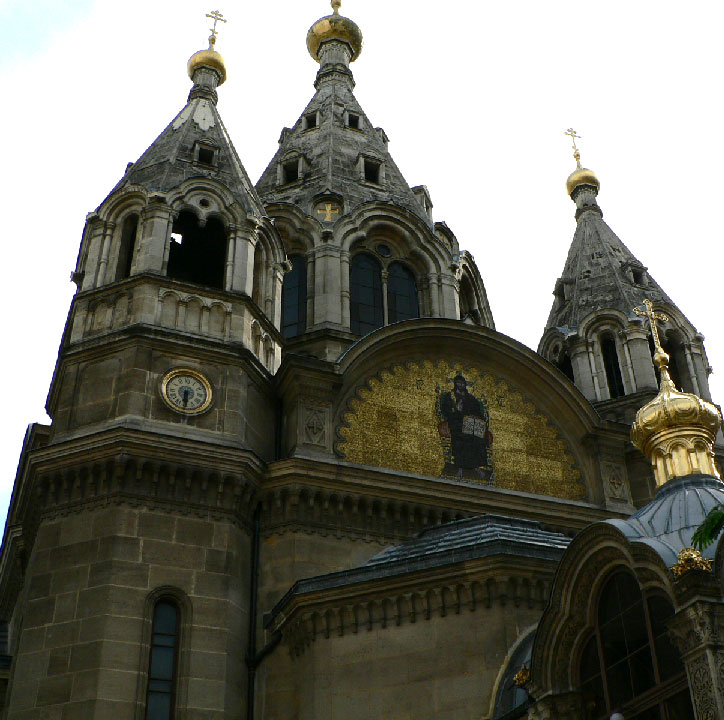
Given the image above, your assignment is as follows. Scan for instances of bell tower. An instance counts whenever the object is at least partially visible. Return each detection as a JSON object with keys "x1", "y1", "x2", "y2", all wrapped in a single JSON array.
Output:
[{"x1": 1, "y1": 20, "x2": 285, "y2": 720}]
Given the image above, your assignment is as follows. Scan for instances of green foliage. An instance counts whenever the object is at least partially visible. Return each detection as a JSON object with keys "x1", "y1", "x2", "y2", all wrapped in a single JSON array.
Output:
[{"x1": 691, "y1": 504, "x2": 724, "y2": 550}]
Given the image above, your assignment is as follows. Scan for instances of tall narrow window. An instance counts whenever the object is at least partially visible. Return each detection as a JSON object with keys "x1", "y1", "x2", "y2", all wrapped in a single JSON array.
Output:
[
  {"x1": 601, "y1": 334, "x2": 625, "y2": 398},
  {"x1": 580, "y1": 571, "x2": 694, "y2": 720},
  {"x1": 146, "y1": 600, "x2": 179, "y2": 720},
  {"x1": 116, "y1": 214, "x2": 139, "y2": 281},
  {"x1": 387, "y1": 262, "x2": 419, "y2": 324},
  {"x1": 167, "y1": 211, "x2": 226, "y2": 289},
  {"x1": 281, "y1": 255, "x2": 307, "y2": 339},
  {"x1": 350, "y1": 253, "x2": 383, "y2": 335}
]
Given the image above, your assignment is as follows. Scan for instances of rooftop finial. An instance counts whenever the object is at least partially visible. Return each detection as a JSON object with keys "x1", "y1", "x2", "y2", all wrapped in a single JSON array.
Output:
[
  {"x1": 206, "y1": 9, "x2": 227, "y2": 49},
  {"x1": 332, "y1": 0, "x2": 341, "y2": 15},
  {"x1": 631, "y1": 298, "x2": 722, "y2": 487},
  {"x1": 565, "y1": 127, "x2": 582, "y2": 168}
]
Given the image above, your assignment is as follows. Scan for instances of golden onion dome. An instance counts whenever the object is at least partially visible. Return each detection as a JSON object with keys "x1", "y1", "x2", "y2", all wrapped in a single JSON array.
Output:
[
  {"x1": 566, "y1": 162, "x2": 600, "y2": 196},
  {"x1": 188, "y1": 39, "x2": 227, "y2": 85},
  {"x1": 631, "y1": 350, "x2": 722, "y2": 486},
  {"x1": 307, "y1": 0, "x2": 363, "y2": 63}
]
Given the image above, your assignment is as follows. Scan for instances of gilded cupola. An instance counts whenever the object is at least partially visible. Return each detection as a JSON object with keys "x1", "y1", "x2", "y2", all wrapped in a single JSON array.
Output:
[
  {"x1": 630, "y1": 300, "x2": 722, "y2": 487},
  {"x1": 307, "y1": 0, "x2": 363, "y2": 62},
  {"x1": 188, "y1": 11, "x2": 228, "y2": 85},
  {"x1": 564, "y1": 128, "x2": 600, "y2": 196}
]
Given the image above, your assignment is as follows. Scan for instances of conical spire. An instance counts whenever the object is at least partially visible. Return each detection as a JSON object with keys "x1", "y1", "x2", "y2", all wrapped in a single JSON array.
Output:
[
  {"x1": 103, "y1": 14, "x2": 265, "y2": 217},
  {"x1": 256, "y1": 0, "x2": 431, "y2": 226}
]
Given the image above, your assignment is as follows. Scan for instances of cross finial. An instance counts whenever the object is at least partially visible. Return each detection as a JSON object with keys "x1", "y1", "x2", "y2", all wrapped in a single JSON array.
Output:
[
  {"x1": 565, "y1": 128, "x2": 582, "y2": 167},
  {"x1": 206, "y1": 10, "x2": 227, "y2": 47},
  {"x1": 331, "y1": 0, "x2": 342, "y2": 15},
  {"x1": 633, "y1": 299, "x2": 669, "y2": 355}
]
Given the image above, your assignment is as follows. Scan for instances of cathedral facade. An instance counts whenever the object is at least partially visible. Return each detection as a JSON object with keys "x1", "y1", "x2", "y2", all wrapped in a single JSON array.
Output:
[{"x1": 2, "y1": 4, "x2": 724, "y2": 720}]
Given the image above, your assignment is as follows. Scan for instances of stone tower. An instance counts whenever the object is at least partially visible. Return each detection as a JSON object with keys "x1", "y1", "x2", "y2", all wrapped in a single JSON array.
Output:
[
  {"x1": 538, "y1": 147, "x2": 713, "y2": 426},
  {"x1": 0, "y1": 29, "x2": 286, "y2": 719},
  {"x1": 255, "y1": 1, "x2": 493, "y2": 361}
]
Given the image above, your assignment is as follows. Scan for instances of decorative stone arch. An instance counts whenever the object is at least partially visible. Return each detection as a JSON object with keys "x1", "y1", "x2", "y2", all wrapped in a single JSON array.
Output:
[
  {"x1": 458, "y1": 252, "x2": 494, "y2": 329},
  {"x1": 529, "y1": 522, "x2": 676, "y2": 702},
  {"x1": 167, "y1": 176, "x2": 247, "y2": 229}
]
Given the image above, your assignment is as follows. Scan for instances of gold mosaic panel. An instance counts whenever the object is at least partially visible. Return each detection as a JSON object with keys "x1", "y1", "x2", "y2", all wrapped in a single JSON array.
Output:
[{"x1": 338, "y1": 361, "x2": 585, "y2": 500}]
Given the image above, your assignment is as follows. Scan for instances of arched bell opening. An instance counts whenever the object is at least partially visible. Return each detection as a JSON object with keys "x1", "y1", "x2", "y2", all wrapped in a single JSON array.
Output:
[{"x1": 167, "y1": 211, "x2": 226, "y2": 290}]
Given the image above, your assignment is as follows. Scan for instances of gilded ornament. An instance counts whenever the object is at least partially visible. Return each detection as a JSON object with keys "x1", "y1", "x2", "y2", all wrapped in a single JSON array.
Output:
[
  {"x1": 564, "y1": 128, "x2": 599, "y2": 196},
  {"x1": 513, "y1": 664, "x2": 531, "y2": 687},
  {"x1": 187, "y1": 10, "x2": 228, "y2": 84},
  {"x1": 671, "y1": 547, "x2": 713, "y2": 579},
  {"x1": 307, "y1": 0, "x2": 363, "y2": 62}
]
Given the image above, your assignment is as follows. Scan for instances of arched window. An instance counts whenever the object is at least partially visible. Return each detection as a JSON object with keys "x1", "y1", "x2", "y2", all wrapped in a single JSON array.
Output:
[
  {"x1": 558, "y1": 352, "x2": 574, "y2": 382},
  {"x1": 601, "y1": 334, "x2": 625, "y2": 398},
  {"x1": 494, "y1": 631, "x2": 535, "y2": 718},
  {"x1": 167, "y1": 211, "x2": 226, "y2": 289},
  {"x1": 387, "y1": 262, "x2": 419, "y2": 324},
  {"x1": 350, "y1": 253, "x2": 383, "y2": 335},
  {"x1": 580, "y1": 571, "x2": 693, "y2": 720},
  {"x1": 146, "y1": 599, "x2": 180, "y2": 720},
  {"x1": 116, "y1": 214, "x2": 139, "y2": 281},
  {"x1": 281, "y1": 255, "x2": 307, "y2": 338}
]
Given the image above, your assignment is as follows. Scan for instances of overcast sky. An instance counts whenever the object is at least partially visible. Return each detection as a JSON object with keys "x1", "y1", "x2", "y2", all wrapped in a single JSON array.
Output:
[{"x1": 1, "y1": 0, "x2": 723, "y2": 524}]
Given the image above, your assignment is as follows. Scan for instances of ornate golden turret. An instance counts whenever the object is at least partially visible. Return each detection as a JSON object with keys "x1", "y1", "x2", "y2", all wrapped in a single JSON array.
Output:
[
  {"x1": 188, "y1": 10, "x2": 228, "y2": 85},
  {"x1": 631, "y1": 299, "x2": 722, "y2": 486},
  {"x1": 307, "y1": 0, "x2": 363, "y2": 63},
  {"x1": 565, "y1": 128, "x2": 600, "y2": 196}
]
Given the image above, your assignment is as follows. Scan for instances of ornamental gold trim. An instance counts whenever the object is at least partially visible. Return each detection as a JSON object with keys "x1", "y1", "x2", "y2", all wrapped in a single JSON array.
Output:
[
  {"x1": 160, "y1": 367, "x2": 213, "y2": 416},
  {"x1": 671, "y1": 547, "x2": 713, "y2": 579},
  {"x1": 513, "y1": 664, "x2": 531, "y2": 687}
]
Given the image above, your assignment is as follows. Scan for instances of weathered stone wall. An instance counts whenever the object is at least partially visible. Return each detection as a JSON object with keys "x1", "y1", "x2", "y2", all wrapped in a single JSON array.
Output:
[{"x1": 5, "y1": 505, "x2": 249, "y2": 720}]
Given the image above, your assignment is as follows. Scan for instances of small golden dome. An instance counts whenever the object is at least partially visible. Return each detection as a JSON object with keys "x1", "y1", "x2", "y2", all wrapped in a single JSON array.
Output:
[
  {"x1": 188, "y1": 47, "x2": 227, "y2": 85},
  {"x1": 307, "y1": 0, "x2": 363, "y2": 63},
  {"x1": 631, "y1": 351, "x2": 722, "y2": 486},
  {"x1": 566, "y1": 165, "x2": 600, "y2": 196}
]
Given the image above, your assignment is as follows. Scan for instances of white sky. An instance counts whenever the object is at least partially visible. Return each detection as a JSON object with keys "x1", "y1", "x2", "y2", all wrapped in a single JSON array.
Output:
[{"x1": 1, "y1": 0, "x2": 723, "y2": 525}]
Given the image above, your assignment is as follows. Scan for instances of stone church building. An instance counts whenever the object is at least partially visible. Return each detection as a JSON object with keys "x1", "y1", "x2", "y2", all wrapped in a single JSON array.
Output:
[{"x1": 2, "y1": 4, "x2": 724, "y2": 720}]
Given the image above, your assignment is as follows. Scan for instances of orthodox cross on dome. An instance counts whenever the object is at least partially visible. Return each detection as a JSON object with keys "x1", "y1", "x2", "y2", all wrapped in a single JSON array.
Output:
[
  {"x1": 565, "y1": 127, "x2": 583, "y2": 167},
  {"x1": 331, "y1": 0, "x2": 342, "y2": 15},
  {"x1": 206, "y1": 10, "x2": 227, "y2": 46},
  {"x1": 633, "y1": 298, "x2": 669, "y2": 354}
]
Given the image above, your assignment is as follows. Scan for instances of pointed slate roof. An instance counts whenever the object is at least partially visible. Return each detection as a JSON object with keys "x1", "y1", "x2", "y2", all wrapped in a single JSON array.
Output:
[
  {"x1": 255, "y1": 49, "x2": 431, "y2": 226},
  {"x1": 102, "y1": 63, "x2": 266, "y2": 217},
  {"x1": 545, "y1": 188, "x2": 679, "y2": 332}
]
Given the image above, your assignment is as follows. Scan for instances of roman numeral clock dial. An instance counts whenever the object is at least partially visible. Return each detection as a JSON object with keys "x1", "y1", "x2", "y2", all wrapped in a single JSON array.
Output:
[{"x1": 161, "y1": 368, "x2": 213, "y2": 415}]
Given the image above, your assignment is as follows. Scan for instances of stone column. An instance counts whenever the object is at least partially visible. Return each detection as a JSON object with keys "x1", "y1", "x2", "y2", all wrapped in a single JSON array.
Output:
[
  {"x1": 626, "y1": 320, "x2": 658, "y2": 392},
  {"x1": 668, "y1": 575, "x2": 724, "y2": 720},
  {"x1": 381, "y1": 269, "x2": 389, "y2": 324},
  {"x1": 135, "y1": 196, "x2": 173, "y2": 275},
  {"x1": 439, "y1": 274, "x2": 459, "y2": 319},
  {"x1": 340, "y1": 249, "x2": 350, "y2": 327},
  {"x1": 312, "y1": 244, "x2": 342, "y2": 328},
  {"x1": 271, "y1": 262, "x2": 286, "y2": 329},
  {"x1": 427, "y1": 273, "x2": 440, "y2": 317},
  {"x1": 80, "y1": 214, "x2": 105, "y2": 291},
  {"x1": 227, "y1": 223, "x2": 257, "y2": 295},
  {"x1": 569, "y1": 338, "x2": 599, "y2": 402},
  {"x1": 690, "y1": 339, "x2": 713, "y2": 402},
  {"x1": 95, "y1": 220, "x2": 116, "y2": 287}
]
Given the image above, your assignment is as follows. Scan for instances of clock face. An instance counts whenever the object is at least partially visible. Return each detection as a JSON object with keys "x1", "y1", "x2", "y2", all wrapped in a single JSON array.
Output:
[{"x1": 161, "y1": 369, "x2": 212, "y2": 415}]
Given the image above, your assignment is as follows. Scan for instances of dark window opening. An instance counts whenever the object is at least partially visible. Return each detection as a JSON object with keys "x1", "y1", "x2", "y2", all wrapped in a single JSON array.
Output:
[
  {"x1": 387, "y1": 262, "x2": 419, "y2": 324},
  {"x1": 632, "y1": 268, "x2": 646, "y2": 285},
  {"x1": 350, "y1": 253, "x2": 383, "y2": 335},
  {"x1": 197, "y1": 147, "x2": 215, "y2": 165},
  {"x1": 557, "y1": 352, "x2": 575, "y2": 382},
  {"x1": 348, "y1": 113, "x2": 360, "y2": 129},
  {"x1": 167, "y1": 211, "x2": 226, "y2": 289},
  {"x1": 283, "y1": 159, "x2": 299, "y2": 184},
  {"x1": 650, "y1": 335, "x2": 685, "y2": 391},
  {"x1": 146, "y1": 600, "x2": 179, "y2": 720},
  {"x1": 364, "y1": 159, "x2": 381, "y2": 184},
  {"x1": 601, "y1": 334, "x2": 625, "y2": 398},
  {"x1": 581, "y1": 572, "x2": 693, "y2": 720},
  {"x1": 554, "y1": 281, "x2": 566, "y2": 303},
  {"x1": 304, "y1": 113, "x2": 317, "y2": 129},
  {"x1": 281, "y1": 255, "x2": 307, "y2": 339},
  {"x1": 116, "y1": 214, "x2": 139, "y2": 281}
]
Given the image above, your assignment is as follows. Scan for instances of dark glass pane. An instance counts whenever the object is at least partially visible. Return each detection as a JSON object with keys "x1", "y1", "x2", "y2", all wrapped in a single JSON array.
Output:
[
  {"x1": 648, "y1": 595, "x2": 674, "y2": 635},
  {"x1": 581, "y1": 676, "x2": 606, "y2": 719},
  {"x1": 664, "y1": 688, "x2": 696, "y2": 720},
  {"x1": 350, "y1": 254, "x2": 383, "y2": 335},
  {"x1": 153, "y1": 602, "x2": 178, "y2": 634},
  {"x1": 147, "y1": 691, "x2": 172, "y2": 720},
  {"x1": 148, "y1": 678, "x2": 173, "y2": 692},
  {"x1": 615, "y1": 572, "x2": 641, "y2": 612},
  {"x1": 150, "y1": 646, "x2": 175, "y2": 680},
  {"x1": 629, "y1": 647, "x2": 655, "y2": 695},
  {"x1": 601, "y1": 335, "x2": 625, "y2": 398},
  {"x1": 598, "y1": 576, "x2": 622, "y2": 624},
  {"x1": 580, "y1": 637, "x2": 600, "y2": 682},
  {"x1": 606, "y1": 658, "x2": 633, "y2": 707},
  {"x1": 654, "y1": 634, "x2": 684, "y2": 680},
  {"x1": 387, "y1": 262, "x2": 419, "y2": 324},
  {"x1": 628, "y1": 705, "x2": 663, "y2": 720},
  {"x1": 622, "y1": 602, "x2": 648, "y2": 653},
  {"x1": 601, "y1": 616, "x2": 627, "y2": 665},
  {"x1": 281, "y1": 255, "x2": 307, "y2": 339}
]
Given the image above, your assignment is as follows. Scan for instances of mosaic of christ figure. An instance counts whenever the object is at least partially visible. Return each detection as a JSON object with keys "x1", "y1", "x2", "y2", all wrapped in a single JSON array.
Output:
[{"x1": 436, "y1": 374, "x2": 494, "y2": 483}]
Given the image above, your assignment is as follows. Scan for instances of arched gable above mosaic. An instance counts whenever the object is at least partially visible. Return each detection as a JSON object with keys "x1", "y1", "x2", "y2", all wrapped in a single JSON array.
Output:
[{"x1": 337, "y1": 359, "x2": 586, "y2": 500}]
